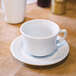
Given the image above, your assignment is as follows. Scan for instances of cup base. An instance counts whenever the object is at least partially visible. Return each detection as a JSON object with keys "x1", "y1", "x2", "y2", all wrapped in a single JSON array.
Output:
[
  {"x1": 4, "y1": 17, "x2": 24, "y2": 24},
  {"x1": 30, "y1": 49, "x2": 57, "y2": 58},
  {"x1": 22, "y1": 42, "x2": 56, "y2": 57}
]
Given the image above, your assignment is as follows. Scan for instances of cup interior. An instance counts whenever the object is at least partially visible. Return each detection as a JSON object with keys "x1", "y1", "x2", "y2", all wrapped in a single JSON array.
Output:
[{"x1": 20, "y1": 19, "x2": 60, "y2": 38}]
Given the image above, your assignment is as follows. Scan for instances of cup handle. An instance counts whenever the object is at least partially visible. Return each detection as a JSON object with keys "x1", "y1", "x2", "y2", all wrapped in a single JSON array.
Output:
[{"x1": 57, "y1": 29, "x2": 67, "y2": 44}]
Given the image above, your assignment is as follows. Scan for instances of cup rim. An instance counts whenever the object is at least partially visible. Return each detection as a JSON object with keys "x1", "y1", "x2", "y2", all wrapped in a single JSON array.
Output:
[{"x1": 20, "y1": 19, "x2": 60, "y2": 39}]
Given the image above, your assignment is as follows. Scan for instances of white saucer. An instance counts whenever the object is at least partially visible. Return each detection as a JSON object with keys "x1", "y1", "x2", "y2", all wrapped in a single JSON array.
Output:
[{"x1": 10, "y1": 35, "x2": 69, "y2": 66}]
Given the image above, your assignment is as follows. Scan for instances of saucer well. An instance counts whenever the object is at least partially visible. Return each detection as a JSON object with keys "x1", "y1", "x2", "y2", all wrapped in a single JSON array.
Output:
[{"x1": 10, "y1": 35, "x2": 69, "y2": 66}]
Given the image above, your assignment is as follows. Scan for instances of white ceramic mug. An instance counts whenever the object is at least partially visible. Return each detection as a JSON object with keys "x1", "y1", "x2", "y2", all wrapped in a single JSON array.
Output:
[
  {"x1": 0, "y1": 0, "x2": 26, "y2": 24},
  {"x1": 20, "y1": 19, "x2": 67, "y2": 57}
]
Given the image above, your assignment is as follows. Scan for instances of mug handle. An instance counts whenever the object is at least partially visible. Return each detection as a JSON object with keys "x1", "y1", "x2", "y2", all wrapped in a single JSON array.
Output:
[{"x1": 57, "y1": 29, "x2": 67, "y2": 44}]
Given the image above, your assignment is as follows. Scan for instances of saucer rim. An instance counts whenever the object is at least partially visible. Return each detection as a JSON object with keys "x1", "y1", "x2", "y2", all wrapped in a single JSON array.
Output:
[{"x1": 10, "y1": 35, "x2": 69, "y2": 66}]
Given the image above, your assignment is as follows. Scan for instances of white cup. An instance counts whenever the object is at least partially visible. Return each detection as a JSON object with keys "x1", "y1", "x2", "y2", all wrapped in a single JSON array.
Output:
[
  {"x1": 20, "y1": 19, "x2": 67, "y2": 57},
  {"x1": 0, "y1": 0, "x2": 26, "y2": 24}
]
